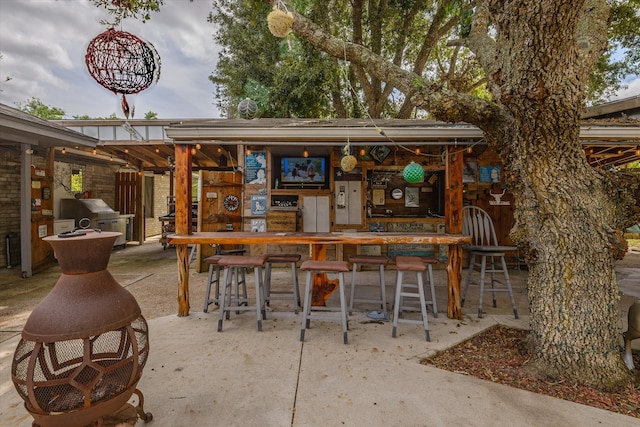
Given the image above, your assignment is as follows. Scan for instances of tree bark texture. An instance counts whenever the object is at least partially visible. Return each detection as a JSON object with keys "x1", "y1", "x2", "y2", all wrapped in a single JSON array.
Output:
[{"x1": 277, "y1": 0, "x2": 637, "y2": 388}]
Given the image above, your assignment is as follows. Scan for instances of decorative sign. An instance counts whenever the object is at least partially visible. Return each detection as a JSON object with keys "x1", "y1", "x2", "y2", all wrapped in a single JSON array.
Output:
[
  {"x1": 387, "y1": 222, "x2": 437, "y2": 232},
  {"x1": 480, "y1": 166, "x2": 501, "y2": 183},
  {"x1": 251, "y1": 218, "x2": 266, "y2": 232},
  {"x1": 488, "y1": 188, "x2": 510, "y2": 206},
  {"x1": 251, "y1": 195, "x2": 267, "y2": 216},
  {"x1": 369, "y1": 145, "x2": 391, "y2": 164},
  {"x1": 372, "y1": 189, "x2": 385, "y2": 205},
  {"x1": 245, "y1": 152, "x2": 267, "y2": 184}
]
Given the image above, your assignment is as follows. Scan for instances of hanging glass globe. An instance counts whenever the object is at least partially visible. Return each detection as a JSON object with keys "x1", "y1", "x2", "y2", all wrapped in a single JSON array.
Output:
[
  {"x1": 403, "y1": 161, "x2": 424, "y2": 183},
  {"x1": 238, "y1": 98, "x2": 258, "y2": 119},
  {"x1": 341, "y1": 154, "x2": 357, "y2": 172}
]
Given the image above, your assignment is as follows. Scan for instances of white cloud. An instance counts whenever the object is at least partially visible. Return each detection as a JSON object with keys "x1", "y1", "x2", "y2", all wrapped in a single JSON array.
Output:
[
  {"x1": 611, "y1": 77, "x2": 640, "y2": 100},
  {"x1": 0, "y1": 0, "x2": 220, "y2": 119}
]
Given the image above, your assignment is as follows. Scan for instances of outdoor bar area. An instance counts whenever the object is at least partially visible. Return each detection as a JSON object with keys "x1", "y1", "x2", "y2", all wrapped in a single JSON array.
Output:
[{"x1": 164, "y1": 119, "x2": 496, "y2": 320}]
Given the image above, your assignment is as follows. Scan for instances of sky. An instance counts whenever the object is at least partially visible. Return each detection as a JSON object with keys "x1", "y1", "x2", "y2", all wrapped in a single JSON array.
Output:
[
  {"x1": 0, "y1": 0, "x2": 221, "y2": 119},
  {"x1": 0, "y1": 1, "x2": 638, "y2": 121}
]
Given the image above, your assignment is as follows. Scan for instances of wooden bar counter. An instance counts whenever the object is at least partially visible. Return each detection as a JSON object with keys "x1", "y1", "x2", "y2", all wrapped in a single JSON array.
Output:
[{"x1": 168, "y1": 232, "x2": 470, "y2": 319}]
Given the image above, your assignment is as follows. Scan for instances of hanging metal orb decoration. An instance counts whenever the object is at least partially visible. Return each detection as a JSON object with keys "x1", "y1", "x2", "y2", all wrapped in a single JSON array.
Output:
[
  {"x1": 341, "y1": 154, "x2": 358, "y2": 172},
  {"x1": 403, "y1": 161, "x2": 424, "y2": 183},
  {"x1": 85, "y1": 28, "x2": 161, "y2": 118},
  {"x1": 238, "y1": 98, "x2": 258, "y2": 119}
]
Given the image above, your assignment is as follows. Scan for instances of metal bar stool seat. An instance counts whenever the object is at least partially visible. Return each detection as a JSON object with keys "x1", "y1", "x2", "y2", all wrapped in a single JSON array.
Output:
[
  {"x1": 217, "y1": 255, "x2": 267, "y2": 332},
  {"x1": 392, "y1": 256, "x2": 431, "y2": 341},
  {"x1": 347, "y1": 255, "x2": 389, "y2": 315},
  {"x1": 264, "y1": 253, "x2": 302, "y2": 313},
  {"x1": 299, "y1": 260, "x2": 350, "y2": 344}
]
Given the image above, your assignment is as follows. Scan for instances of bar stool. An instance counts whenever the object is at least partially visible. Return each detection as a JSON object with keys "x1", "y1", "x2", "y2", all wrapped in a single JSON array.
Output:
[
  {"x1": 299, "y1": 260, "x2": 350, "y2": 344},
  {"x1": 392, "y1": 256, "x2": 430, "y2": 341},
  {"x1": 419, "y1": 256, "x2": 438, "y2": 317},
  {"x1": 203, "y1": 255, "x2": 247, "y2": 312},
  {"x1": 348, "y1": 255, "x2": 388, "y2": 315},
  {"x1": 217, "y1": 255, "x2": 267, "y2": 332},
  {"x1": 264, "y1": 253, "x2": 302, "y2": 313}
]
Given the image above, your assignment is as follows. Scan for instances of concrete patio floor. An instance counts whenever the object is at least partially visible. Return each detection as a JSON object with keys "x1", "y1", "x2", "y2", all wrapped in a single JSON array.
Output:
[{"x1": 1, "y1": 238, "x2": 638, "y2": 426}]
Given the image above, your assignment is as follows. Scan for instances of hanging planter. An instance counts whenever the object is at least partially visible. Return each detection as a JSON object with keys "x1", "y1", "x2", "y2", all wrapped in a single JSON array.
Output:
[
  {"x1": 403, "y1": 161, "x2": 424, "y2": 183},
  {"x1": 267, "y1": 5, "x2": 294, "y2": 37}
]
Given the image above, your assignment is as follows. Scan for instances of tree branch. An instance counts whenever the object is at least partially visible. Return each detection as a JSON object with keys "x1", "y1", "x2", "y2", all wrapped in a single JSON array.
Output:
[{"x1": 284, "y1": 2, "x2": 508, "y2": 130}]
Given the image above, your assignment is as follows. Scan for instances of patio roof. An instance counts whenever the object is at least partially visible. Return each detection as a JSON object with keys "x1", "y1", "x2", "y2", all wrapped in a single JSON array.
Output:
[
  {"x1": 0, "y1": 103, "x2": 98, "y2": 152},
  {"x1": 50, "y1": 117, "x2": 639, "y2": 171}
]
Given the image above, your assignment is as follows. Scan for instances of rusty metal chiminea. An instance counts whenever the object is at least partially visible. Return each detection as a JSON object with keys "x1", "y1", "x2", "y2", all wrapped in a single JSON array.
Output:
[{"x1": 11, "y1": 231, "x2": 152, "y2": 427}]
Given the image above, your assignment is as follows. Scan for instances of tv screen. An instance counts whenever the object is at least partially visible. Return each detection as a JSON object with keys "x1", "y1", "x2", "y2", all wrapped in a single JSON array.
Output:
[{"x1": 280, "y1": 157, "x2": 327, "y2": 185}]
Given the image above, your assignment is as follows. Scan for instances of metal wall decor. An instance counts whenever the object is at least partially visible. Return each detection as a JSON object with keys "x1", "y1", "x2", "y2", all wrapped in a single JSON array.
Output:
[
  {"x1": 85, "y1": 28, "x2": 161, "y2": 118},
  {"x1": 223, "y1": 194, "x2": 240, "y2": 212}
]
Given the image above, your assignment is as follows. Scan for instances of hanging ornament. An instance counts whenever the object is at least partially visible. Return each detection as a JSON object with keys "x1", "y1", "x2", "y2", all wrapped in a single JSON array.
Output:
[
  {"x1": 238, "y1": 98, "x2": 258, "y2": 119},
  {"x1": 85, "y1": 28, "x2": 161, "y2": 119},
  {"x1": 267, "y1": 5, "x2": 294, "y2": 37},
  {"x1": 340, "y1": 144, "x2": 357, "y2": 172},
  {"x1": 403, "y1": 161, "x2": 424, "y2": 183}
]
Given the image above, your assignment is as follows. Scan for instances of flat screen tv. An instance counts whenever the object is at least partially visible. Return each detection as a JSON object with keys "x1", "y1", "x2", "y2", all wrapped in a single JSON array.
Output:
[{"x1": 277, "y1": 156, "x2": 328, "y2": 187}]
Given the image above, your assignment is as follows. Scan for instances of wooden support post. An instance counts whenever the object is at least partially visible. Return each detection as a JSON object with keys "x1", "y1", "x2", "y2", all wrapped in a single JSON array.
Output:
[
  {"x1": 175, "y1": 144, "x2": 192, "y2": 316},
  {"x1": 310, "y1": 243, "x2": 338, "y2": 306},
  {"x1": 445, "y1": 145, "x2": 464, "y2": 319}
]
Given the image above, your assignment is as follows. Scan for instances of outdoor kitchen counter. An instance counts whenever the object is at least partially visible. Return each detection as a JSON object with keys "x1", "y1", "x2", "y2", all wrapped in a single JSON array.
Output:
[{"x1": 168, "y1": 232, "x2": 471, "y2": 319}]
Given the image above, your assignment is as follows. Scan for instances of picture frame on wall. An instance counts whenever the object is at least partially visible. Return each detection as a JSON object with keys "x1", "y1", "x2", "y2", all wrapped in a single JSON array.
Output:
[
  {"x1": 369, "y1": 145, "x2": 391, "y2": 164},
  {"x1": 405, "y1": 187, "x2": 419, "y2": 207},
  {"x1": 463, "y1": 159, "x2": 479, "y2": 183}
]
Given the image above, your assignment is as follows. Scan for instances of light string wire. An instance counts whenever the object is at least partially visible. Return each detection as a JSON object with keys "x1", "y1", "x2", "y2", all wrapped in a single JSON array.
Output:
[{"x1": 339, "y1": 41, "x2": 485, "y2": 158}]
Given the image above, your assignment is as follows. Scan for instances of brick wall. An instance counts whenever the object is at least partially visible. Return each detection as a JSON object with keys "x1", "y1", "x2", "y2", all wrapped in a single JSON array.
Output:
[
  {"x1": 146, "y1": 173, "x2": 171, "y2": 237},
  {"x1": 0, "y1": 149, "x2": 22, "y2": 268},
  {"x1": 0, "y1": 149, "x2": 172, "y2": 267}
]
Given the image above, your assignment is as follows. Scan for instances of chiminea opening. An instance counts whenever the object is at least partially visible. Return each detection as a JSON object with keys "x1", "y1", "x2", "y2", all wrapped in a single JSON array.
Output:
[{"x1": 11, "y1": 231, "x2": 152, "y2": 427}]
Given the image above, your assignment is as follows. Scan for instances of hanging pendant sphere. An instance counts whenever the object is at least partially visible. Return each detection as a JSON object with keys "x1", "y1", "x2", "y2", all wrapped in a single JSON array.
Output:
[
  {"x1": 85, "y1": 28, "x2": 160, "y2": 95},
  {"x1": 341, "y1": 154, "x2": 357, "y2": 172},
  {"x1": 238, "y1": 98, "x2": 258, "y2": 119},
  {"x1": 403, "y1": 161, "x2": 424, "y2": 183},
  {"x1": 267, "y1": 6, "x2": 294, "y2": 37}
]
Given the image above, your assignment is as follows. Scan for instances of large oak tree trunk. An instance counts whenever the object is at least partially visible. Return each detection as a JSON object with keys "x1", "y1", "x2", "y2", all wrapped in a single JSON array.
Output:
[
  {"x1": 279, "y1": 0, "x2": 637, "y2": 389},
  {"x1": 488, "y1": 0, "x2": 632, "y2": 388}
]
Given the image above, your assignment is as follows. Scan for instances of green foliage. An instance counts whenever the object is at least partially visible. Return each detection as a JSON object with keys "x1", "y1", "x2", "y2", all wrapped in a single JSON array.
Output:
[
  {"x1": 91, "y1": 0, "x2": 163, "y2": 26},
  {"x1": 144, "y1": 111, "x2": 158, "y2": 119},
  {"x1": 72, "y1": 113, "x2": 120, "y2": 120},
  {"x1": 586, "y1": 0, "x2": 640, "y2": 103},
  {"x1": 15, "y1": 97, "x2": 65, "y2": 120}
]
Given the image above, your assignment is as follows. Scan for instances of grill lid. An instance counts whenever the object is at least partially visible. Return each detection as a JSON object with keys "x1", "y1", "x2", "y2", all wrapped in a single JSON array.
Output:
[{"x1": 60, "y1": 198, "x2": 120, "y2": 221}]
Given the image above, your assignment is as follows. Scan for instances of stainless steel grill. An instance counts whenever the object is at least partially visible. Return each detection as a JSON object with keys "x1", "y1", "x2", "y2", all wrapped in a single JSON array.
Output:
[{"x1": 59, "y1": 199, "x2": 130, "y2": 246}]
